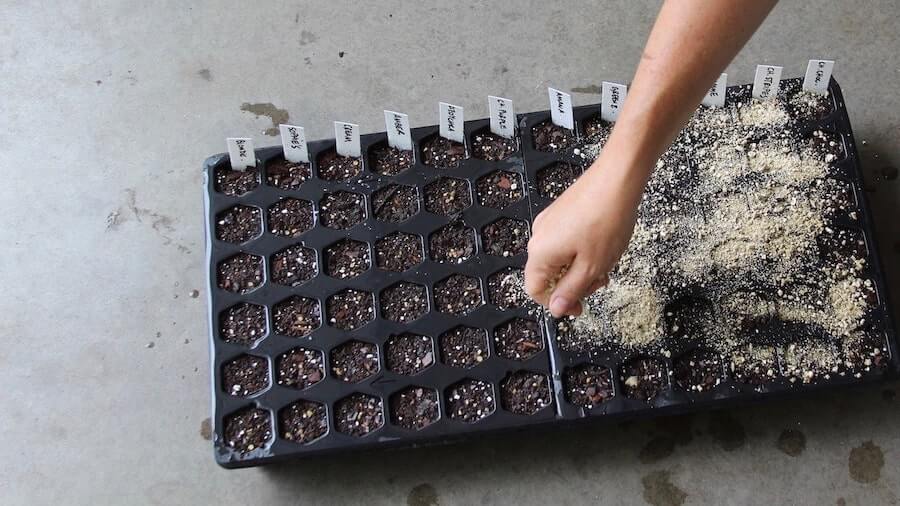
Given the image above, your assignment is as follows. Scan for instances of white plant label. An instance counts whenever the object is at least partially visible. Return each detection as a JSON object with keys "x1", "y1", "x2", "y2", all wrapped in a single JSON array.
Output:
[
  {"x1": 384, "y1": 110, "x2": 412, "y2": 151},
  {"x1": 601, "y1": 81, "x2": 627, "y2": 122},
  {"x1": 548, "y1": 88, "x2": 573, "y2": 130},
  {"x1": 752, "y1": 65, "x2": 783, "y2": 101},
  {"x1": 488, "y1": 96, "x2": 515, "y2": 139},
  {"x1": 334, "y1": 121, "x2": 361, "y2": 158},
  {"x1": 439, "y1": 102, "x2": 465, "y2": 143},
  {"x1": 278, "y1": 124, "x2": 309, "y2": 163},
  {"x1": 226, "y1": 137, "x2": 255, "y2": 170},
  {"x1": 702, "y1": 73, "x2": 728, "y2": 108},
  {"x1": 803, "y1": 59, "x2": 834, "y2": 95}
]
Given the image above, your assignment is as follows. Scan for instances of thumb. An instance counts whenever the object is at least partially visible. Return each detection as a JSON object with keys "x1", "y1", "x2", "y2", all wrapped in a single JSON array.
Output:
[{"x1": 549, "y1": 259, "x2": 601, "y2": 318}]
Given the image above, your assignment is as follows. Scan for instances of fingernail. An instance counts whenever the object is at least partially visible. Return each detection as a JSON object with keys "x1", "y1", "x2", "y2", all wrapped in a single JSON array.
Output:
[{"x1": 550, "y1": 295, "x2": 571, "y2": 317}]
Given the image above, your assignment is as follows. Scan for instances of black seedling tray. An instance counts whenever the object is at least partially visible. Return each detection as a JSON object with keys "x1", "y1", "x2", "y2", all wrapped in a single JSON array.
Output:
[{"x1": 203, "y1": 77, "x2": 898, "y2": 468}]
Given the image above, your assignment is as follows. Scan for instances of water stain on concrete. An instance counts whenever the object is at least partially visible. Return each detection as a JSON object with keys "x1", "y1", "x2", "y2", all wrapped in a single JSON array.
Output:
[
  {"x1": 240, "y1": 102, "x2": 289, "y2": 136},
  {"x1": 407, "y1": 483, "x2": 438, "y2": 506},
  {"x1": 197, "y1": 68, "x2": 212, "y2": 81},
  {"x1": 639, "y1": 436, "x2": 675, "y2": 464},
  {"x1": 848, "y1": 440, "x2": 884, "y2": 483},
  {"x1": 708, "y1": 411, "x2": 746, "y2": 451},
  {"x1": 836, "y1": 498, "x2": 846, "y2": 506},
  {"x1": 199, "y1": 418, "x2": 212, "y2": 440},
  {"x1": 298, "y1": 30, "x2": 318, "y2": 46},
  {"x1": 641, "y1": 470, "x2": 687, "y2": 506},
  {"x1": 571, "y1": 84, "x2": 602, "y2": 94},
  {"x1": 776, "y1": 429, "x2": 806, "y2": 457}
]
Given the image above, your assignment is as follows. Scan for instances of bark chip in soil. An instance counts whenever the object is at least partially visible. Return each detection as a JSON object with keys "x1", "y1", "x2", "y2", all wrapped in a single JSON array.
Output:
[
  {"x1": 673, "y1": 349, "x2": 725, "y2": 393},
  {"x1": 330, "y1": 340, "x2": 380, "y2": 383},
  {"x1": 621, "y1": 358, "x2": 667, "y2": 401},
  {"x1": 440, "y1": 326, "x2": 489, "y2": 368},
  {"x1": 532, "y1": 121, "x2": 575, "y2": 152},
  {"x1": 276, "y1": 347, "x2": 325, "y2": 390},
  {"x1": 564, "y1": 364, "x2": 614, "y2": 408},
  {"x1": 424, "y1": 177, "x2": 472, "y2": 216},
  {"x1": 421, "y1": 135, "x2": 466, "y2": 168},
  {"x1": 279, "y1": 400, "x2": 328, "y2": 444},
  {"x1": 390, "y1": 387, "x2": 440, "y2": 430},
  {"x1": 222, "y1": 354, "x2": 270, "y2": 397},
  {"x1": 266, "y1": 158, "x2": 311, "y2": 190},
  {"x1": 335, "y1": 393, "x2": 384, "y2": 437},
  {"x1": 271, "y1": 244, "x2": 318, "y2": 286},
  {"x1": 494, "y1": 318, "x2": 543, "y2": 361},
  {"x1": 429, "y1": 221, "x2": 476, "y2": 263},
  {"x1": 324, "y1": 239, "x2": 370, "y2": 279},
  {"x1": 475, "y1": 170, "x2": 524, "y2": 209},
  {"x1": 372, "y1": 184, "x2": 419, "y2": 222},
  {"x1": 267, "y1": 198, "x2": 314, "y2": 237},
  {"x1": 326, "y1": 289, "x2": 375, "y2": 331},
  {"x1": 482, "y1": 217, "x2": 529, "y2": 257},
  {"x1": 386, "y1": 333, "x2": 435, "y2": 375},
  {"x1": 217, "y1": 253, "x2": 264, "y2": 294},
  {"x1": 501, "y1": 370, "x2": 552, "y2": 415},
  {"x1": 273, "y1": 296, "x2": 321, "y2": 337}
]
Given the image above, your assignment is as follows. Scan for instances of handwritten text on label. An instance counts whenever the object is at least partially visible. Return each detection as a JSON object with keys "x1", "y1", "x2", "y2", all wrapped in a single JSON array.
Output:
[
  {"x1": 383, "y1": 110, "x2": 412, "y2": 151},
  {"x1": 488, "y1": 96, "x2": 515, "y2": 139},
  {"x1": 226, "y1": 137, "x2": 255, "y2": 170},
  {"x1": 279, "y1": 124, "x2": 309, "y2": 163},
  {"x1": 548, "y1": 88, "x2": 573, "y2": 130}
]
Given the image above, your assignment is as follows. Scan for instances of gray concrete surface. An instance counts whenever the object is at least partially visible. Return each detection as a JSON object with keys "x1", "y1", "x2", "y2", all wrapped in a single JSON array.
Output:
[{"x1": 1, "y1": 1, "x2": 899, "y2": 504}]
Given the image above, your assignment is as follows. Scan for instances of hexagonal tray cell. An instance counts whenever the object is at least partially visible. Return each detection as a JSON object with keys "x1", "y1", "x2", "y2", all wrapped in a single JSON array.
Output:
[
  {"x1": 375, "y1": 232, "x2": 423, "y2": 272},
  {"x1": 423, "y1": 176, "x2": 472, "y2": 216},
  {"x1": 266, "y1": 158, "x2": 311, "y2": 190},
  {"x1": 494, "y1": 318, "x2": 543, "y2": 361},
  {"x1": 429, "y1": 221, "x2": 476, "y2": 264},
  {"x1": 433, "y1": 274, "x2": 483, "y2": 315},
  {"x1": 481, "y1": 217, "x2": 529, "y2": 257},
  {"x1": 500, "y1": 370, "x2": 552, "y2": 415},
  {"x1": 224, "y1": 406, "x2": 272, "y2": 454},
  {"x1": 421, "y1": 134, "x2": 466, "y2": 169},
  {"x1": 532, "y1": 120, "x2": 575, "y2": 152},
  {"x1": 271, "y1": 244, "x2": 317, "y2": 286},
  {"x1": 475, "y1": 170, "x2": 524, "y2": 209},
  {"x1": 803, "y1": 129, "x2": 845, "y2": 163},
  {"x1": 370, "y1": 142, "x2": 413, "y2": 175},
  {"x1": 386, "y1": 334, "x2": 435, "y2": 375},
  {"x1": 620, "y1": 358, "x2": 667, "y2": 402},
  {"x1": 446, "y1": 379, "x2": 495, "y2": 423},
  {"x1": 390, "y1": 386, "x2": 439, "y2": 430},
  {"x1": 673, "y1": 349, "x2": 726, "y2": 393},
  {"x1": 217, "y1": 253, "x2": 263, "y2": 294},
  {"x1": 317, "y1": 149, "x2": 362, "y2": 181},
  {"x1": 536, "y1": 162, "x2": 580, "y2": 199},
  {"x1": 487, "y1": 267, "x2": 531, "y2": 310},
  {"x1": 216, "y1": 204, "x2": 262, "y2": 244},
  {"x1": 273, "y1": 296, "x2": 322, "y2": 338},
  {"x1": 471, "y1": 129, "x2": 517, "y2": 161},
  {"x1": 582, "y1": 115, "x2": 612, "y2": 146},
  {"x1": 380, "y1": 282, "x2": 428, "y2": 323},
  {"x1": 267, "y1": 198, "x2": 314, "y2": 237},
  {"x1": 319, "y1": 191, "x2": 366, "y2": 230},
  {"x1": 326, "y1": 289, "x2": 375, "y2": 331},
  {"x1": 335, "y1": 393, "x2": 384, "y2": 437},
  {"x1": 730, "y1": 345, "x2": 779, "y2": 389},
  {"x1": 215, "y1": 165, "x2": 259, "y2": 196},
  {"x1": 276, "y1": 347, "x2": 325, "y2": 390},
  {"x1": 279, "y1": 400, "x2": 327, "y2": 444},
  {"x1": 222, "y1": 354, "x2": 270, "y2": 397},
  {"x1": 440, "y1": 326, "x2": 489, "y2": 368},
  {"x1": 324, "y1": 239, "x2": 370, "y2": 279},
  {"x1": 219, "y1": 302, "x2": 267, "y2": 346},
  {"x1": 563, "y1": 364, "x2": 614, "y2": 408},
  {"x1": 372, "y1": 184, "x2": 419, "y2": 222},
  {"x1": 787, "y1": 88, "x2": 834, "y2": 121},
  {"x1": 330, "y1": 340, "x2": 380, "y2": 383}
]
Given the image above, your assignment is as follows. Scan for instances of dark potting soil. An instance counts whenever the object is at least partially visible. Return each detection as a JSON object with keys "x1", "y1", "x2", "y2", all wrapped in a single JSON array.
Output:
[
  {"x1": 372, "y1": 184, "x2": 419, "y2": 222},
  {"x1": 266, "y1": 158, "x2": 311, "y2": 190},
  {"x1": 536, "y1": 162, "x2": 580, "y2": 199},
  {"x1": 494, "y1": 318, "x2": 543, "y2": 361},
  {"x1": 268, "y1": 198, "x2": 314, "y2": 237},
  {"x1": 476, "y1": 170, "x2": 524, "y2": 209},
  {"x1": 806, "y1": 129, "x2": 845, "y2": 162},
  {"x1": 674, "y1": 350, "x2": 725, "y2": 393},
  {"x1": 421, "y1": 136, "x2": 466, "y2": 168},
  {"x1": 371, "y1": 145, "x2": 414, "y2": 175},
  {"x1": 217, "y1": 253, "x2": 263, "y2": 294},
  {"x1": 317, "y1": 150, "x2": 362, "y2": 181},
  {"x1": 222, "y1": 354, "x2": 269, "y2": 397},
  {"x1": 482, "y1": 218, "x2": 529, "y2": 257},
  {"x1": 471, "y1": 131, "x2": 518, "y2": 161},
  {"x1": 330, "y1": 340, "x2": 380, "y2": 383},
  {"x1": 731, "y1": 346, "x2": 779, "y2": 388},
  {"x1": 327, "y1": 289, "x2": 375, "y2": 331},
  {"x1": 271, "y1": 244, "x2": 318, "y2": 286},
  {"x1": 216, "y1": 205, "x2": 261, "y2": 243},
  {"x1": 582, "y1": 116, "x2": 611, "y2": 145},
  {"x1": 276, "y1": 347, "x2": 325, "y2": 390},
  {"x1": 215, "y1": 166, "x2": 259, "y2": 196},
  {"x1": 273, "y1": 296, "x2": 322, "y2": 337},
  {"x1": 621, "y1": 358, "x2": 667, "y2": 401},
  {"x1": 532, "y1": 121, "x2": 575, "y2": 152},
  {"x1": 224, "y1": 407, "x2": 272, "y2": 453},
  {"x1": 440, "y1": 326, "x2": 488, "y2": 368},
  {"x1": 335, "y1": 393, "x2": 384, "y2": 437},
  {"x1": 447, "y1": 379, "x2": 495, "y2": 422},
  {"x1": 320, "y1": 191, "x2": 366, "y2": 230},
  {"x1": 434, "y1": 274, "x2": 483, "y2": 315},
  {"x1": 325, "y1": 239, "x2": 370, "y2": 279},
  {"x1": 501, "y1": 371, "x2": 552, "y2": 415},
  {"x1": 279, "y1": 400, "x2": 328, "y2": 444},
  {"x1": 424, "y1": 177, "x2": 472, "y2": 216},
  {"x1": 375, "y1": 232, "x2": 423, "y2": 272},
  {"x1": 386, "y1": 334, "x2": 435, "y2": 375},
  {"x1": 380, "y1": 282, "x2": 428, "y2": 323},
  {"x1": 220, "y1": 302, "x2": 267, "y2": 345},
  {"x1": 391, "y1": 387, "x2": 439, "y2": 430},
  {"x1": 564, "y1": 364, "x2": 615, "y2": 408},
  {"x1": 429, "y1": 221, "x2": 476, "y2": 263},
  {"x1": 487, "y1": 267, "x2": 531, "y2": 310}
]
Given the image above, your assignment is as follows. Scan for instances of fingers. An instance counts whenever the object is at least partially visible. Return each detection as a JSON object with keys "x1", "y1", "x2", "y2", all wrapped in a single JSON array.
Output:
[
  {"x1": 523, "y1": 251, "x2": 568, "y2": 308},
  {"x1": 548, "y1": 259, "x2": 603, "y2": 318}
]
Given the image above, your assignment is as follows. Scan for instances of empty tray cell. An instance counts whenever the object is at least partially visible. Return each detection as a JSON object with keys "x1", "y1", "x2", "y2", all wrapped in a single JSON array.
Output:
[
  {"x1": 266, "y1": 157, "x2": 311, "y2": 190},
  {"x1": 217, "y1": 253, "x2": 264, "y2": 294},
  {"x1": 335, "y1": 393, "x2": 384, "y2": 437},
  {"x1": 730, "y1": 344, "x2": 779, "y2": 388},
  {"x1": 215, "y1": 165, "x2": 259, "y2": 196},
  {"x1": 620, "y1": 358, "x2": 667, "y2": 402},
  {"x1": 267, "y1": 198, "x2": 314, "y2": 237},
  {"x1": 380, "y1": 282, "x2": 429, "y2": 323},
  {"x1": 536, "y1": 162, "x2": 580, "y2": 199},
  {"x1": 222, "y1": 354, "x2": 270, "y2": 397},
  {"x1": 494, "y1": 318, "x2": 543, "y2": 361},
  {"x1": 369, "y1": 142, "x2": 413, "y2": 176},
  {"x1": 273, "y1": 295, "x2": 322, "y2": 337},
  {"x1": 563, "y1": 364, "x2": 614, "y2": 408},
  {"x1": 375, "y1": 232, "x2": 423, "y2": 272},
  {"x1": 804, "y1": 129, "x2": 845, "y2": 163},
  {"x1": 481, "y1": 218, "x2": 529, "y2": 257},
  {"x1": 424, "y1": 177, "x2": 472, "y2": 215},
  {"x1": 434, "y1": 274, "x2": 483, "y2": 315},
  {"x1": 326, "y1": 289, "x2": 375, "y2": 331},
  {"x1": 386, "y1": 333, "x2": 435, "y2": 375},
  {"x1": 440, "y1": 326, "x2": 489, "y2": 368},
  {"x1": 317, "y1": 149, "x2": 362, "y2": 181},
  {"x1": 275, "y1": 347, "x2": 325, "y2": 390},
  {"x1": 673, "y1": 349, "x2": 726, "y2": 393},
  {"x1": 372, "y1": 184, "x2": 419, "y2": 223},
  {"x1": 219, "y1": 302, "x2": 267, "y2": 346},
  {"x1": 487, "y1": 267, "x2": 531, "y2": 311},
  {"x1": 319, "y1": 191, "x2": 366, "y2": 230},
  {"x1": 500, "y1": 370, "x2": 552, "y2": 415},
  {"x1": 216, "y1": 204, "x2": 262, "y2": 244},
  {"x1": 471, "y1": 128, "x2": 517, "y2": 161},
  {"x1": 271, "y1": 244, "x2": 318, "y2": 286},
  {"x1": 390, "y1": 386, "x2": 440, "y2": 430},
  {"x1": 224, "y1": 406, "x2": 272, "y2": 454},
  {"x1": 330, "y1": 340, "x2": 380, "y2": 383},
  {"x1": 429, "y1": 221, "x2": 476, "y2": 264},
  {"x1": 532, "y1": 120, "x2": 575, "y2": 152},
  {"x1": 324, "y1": 239, "x2": 370, "y2": 280},
  {"x1": 475, "y1": 170, "x2": 524, "y2": 209},
  {"x1": 279, "y1": 400, "x2": 328, "y2": 444},
  {"x1": 446, "y1": 379, "x2": 495, "y2": 423},
  {"x1": 421, "y1": 134, "x2": 466, "y2": 169}
]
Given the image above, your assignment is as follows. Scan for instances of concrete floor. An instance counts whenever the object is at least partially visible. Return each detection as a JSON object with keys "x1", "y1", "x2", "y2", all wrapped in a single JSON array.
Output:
[{"x1": 1, "y1": 0, "x2": 899, "y2": 504}]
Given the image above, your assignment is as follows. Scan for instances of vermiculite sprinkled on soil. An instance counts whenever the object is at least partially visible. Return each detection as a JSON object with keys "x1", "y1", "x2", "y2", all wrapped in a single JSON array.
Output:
[
  {"x1": 532, "y1": 121, "x2": 575, "y2": 152},
  {"x1": 220, "y1": 302, "x2": 266, "y2": 345},
  {"x1": 224, "y1": 407, "x2": 271, "y2": 453},
  {"x1": 494, "y1": 318, "x2": 543, "y2": 361},
  {"x1": 476, "y1": 170, "x2": 523, "y2": 209},
  {"x1": 482, "y1": 218, "x2": 529, "y2": 257},
  {"x1": 371, "y1": 144, "x2": 414, "y2": 175},
  {"x1": 391, "y1": 387, "x2": 440, "y2": 430},
  {"x1": 471, "y1": 131, "x2": 518, "y2": 161},
  {"x1": 372, "y1": 184, "x2": 419, "y2": 222},
  {"x1": 375, "y1": 232, "x2": 423, "y2": 272},
  {"x1": 217, "y1": 253, "x2": 263, "y2": 294},
  {"x1": 216, "y1": 205, "x2": 261, "y2": 243},
  {"x1": 215, "y1": 166, "x2": 259, "y2": 196},
  {"x1": 327, "y1": 289, "x2": 374, "y2": 331},
  {"x1": 447, "y1": 379, "x2": 495, "y2": 422},
  {"x1": 621, "y1": 358, "x2": 667, "y2": 401},
  {"x1": 730, "y1": 345, "x2": 779, "y2": 388},
  {"x1": 266, "y1": 158, "x2": 311, "y2": 190},
  {"x1": 222, "y1": 355, "x2": 270, "y2": 397},
  {"x1": 324, "y1": 239, "x2": 370, "y2": 279},
  {"x1": 271, "y1": 245, "x2": 317, "y2": 286},
  {"x1": 440, "y1": 326, "x2": 488, "y2": 368},
  {"x1": 487, "y1": 267, "x2": 533, "y2": 311},
  {"x1": 330, "y1": 340, "x2": 380, "y2": 383},
  {"x1": 582, "y1": 117, "x2": 612, "y2": 147},
  {"x1": 279, "y1": 400, "x2": 327, "y2": 444},
  {"x1": 267, "y1": 198, "x2": 314, "y2": 237},
  {"x1": 276, "y1": 347, "x2": 324, "y2": 390},
  {"x1": 335, "y1": 393, "x2": 384, "y2": 437},
  {"x1": 386, "y1": 334, "x2": 434, "y2": 375},
  {"x1": 424, "y1": 177, "x2": 472, "y2": 215},
  {"x1": 434, "y1": 274, "x2": 483, "y2": 315},
  {"x1": 564, "y1": 364, "x2": 615, "y2": 408},
  {"x1": 273, "y1": 296, "x2": 321, "y2": 337},
  {"x1": 674, "y1": 350, "x2": 725, "y2": 392},
  {"x1": 429, "y1": 221, "x2": 476, "y2": 263},
  {"x1": 536, "y1": 162, "x2": 580, "y2": 198},
  {"x1": 317, "y1": 150, "x2": 362, "y2": 181},
  {"x1": 501, "y1": 371, "x2": 552, "y2": 415},
  {"x1": 320, "y1": 191, "x2": 366, "y2": 229},
  {"x1": 380, "y1": 282, "x2": 429, "y2": 322},
  {"x1": 421, "y1": 136, "x2": 466, "y2": 168}
]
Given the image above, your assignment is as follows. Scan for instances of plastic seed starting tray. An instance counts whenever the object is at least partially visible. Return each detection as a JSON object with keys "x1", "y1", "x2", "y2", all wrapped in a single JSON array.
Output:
[{"x1": 204, "y1": 78, "x2": 898, "y2": 468}]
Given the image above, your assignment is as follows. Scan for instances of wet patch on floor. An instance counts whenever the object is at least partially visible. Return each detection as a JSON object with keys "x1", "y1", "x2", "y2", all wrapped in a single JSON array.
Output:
[
  {"x1": 708, "y1": 411, "x2": 746, "y2": 451},
  {"x1": 848, "y1": 440, "x2": 884, "y2": 483},
  {"x1": 642, "y1": 470, "x2": 687, "y2": 506},
  {"x1": 407, "y1": 483, "x2": 438, "y2": 506},
  {"x1": 776, "y1": 429, "x2": 806, "y2": 457},
  {"x1": 639, "y1": 436, "x2": 675, "y2": 464},
  {"x1": 200, "y1": 417, "x2": 212, "y2": 440},
  {"x1": 240, "y1": 102, "x2": 289, "y2": 136}
]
